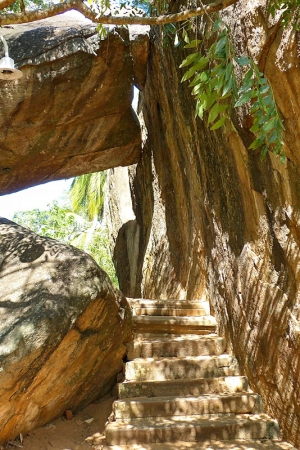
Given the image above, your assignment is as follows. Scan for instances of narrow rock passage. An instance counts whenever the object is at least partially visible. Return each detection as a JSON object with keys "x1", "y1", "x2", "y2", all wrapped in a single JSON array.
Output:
[{"x1": 102, "y1": 298, "x2": 297, "y2": 450}]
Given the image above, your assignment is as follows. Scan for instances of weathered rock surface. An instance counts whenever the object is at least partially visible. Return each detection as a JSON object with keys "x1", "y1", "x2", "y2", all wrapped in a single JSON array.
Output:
[
  {"x1": 0, "y1": 218, "x2": 132, "y2": 443},
  {"x1": 107, "y1": 0, "x2": 300, "y2": 447},
  {"x1": 0, "y1": 14, "x2": 149, "y2": 195}
]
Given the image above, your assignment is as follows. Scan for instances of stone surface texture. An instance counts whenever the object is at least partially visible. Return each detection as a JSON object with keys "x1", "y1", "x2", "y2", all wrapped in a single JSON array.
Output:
[
  {"x1": 0, "y1": 218, "x2": 132, "y2": 443},
  {"x1": 106, "y1": 0, "x2": 300, "y2": 447},
  {"x1": 0, "y1": 14, "x2": 149, "y2": 194}
]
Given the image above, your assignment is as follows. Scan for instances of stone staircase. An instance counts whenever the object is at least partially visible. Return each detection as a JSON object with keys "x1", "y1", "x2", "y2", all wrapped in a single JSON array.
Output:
[{"x1": 102, "y1": 298, "x2": 297, "y2": 450}]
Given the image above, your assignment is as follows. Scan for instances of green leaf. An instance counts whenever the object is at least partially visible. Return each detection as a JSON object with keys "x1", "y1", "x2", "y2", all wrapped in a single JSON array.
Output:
[
  {"x1": 222, "y1": 76, "x2": 233, "y2": 96},
  {"x1": 225, "y1": 61, "x2": 233, "y2": 81},
  {"x1": 250, "y1": 120, "x2": 260, "y2": 133},
  {"x1": 211, "y1": 63, "x2": 223, "y2": 77},
  {"x1": 232, "y1": 77, "x2": 238, "y2": 99},
  {"x1": 262, "y1": 94, "x2": 274, "y2": 106},
  {"x1": 236, "y1": 56, "x2": 251, "y2": 66},
  {"x1": 249, "y1": 136, "x2": 265, "y2": 150},
  {"x1": 210, "y1": 116, "x2": 227, "y2": 130},
  {"x1": 193, "y1": 57, "x2": 209, "y2": 71},
  {"x1": 204, "y1": 91, "x2": 218, "y2": 109},
  {"x1": 215, "y1": 36, "x2": 227, "y2": 55},
  {"x1": 213, "y1": 18, "x2": 223, "y2": 31},
  {"x1": 234, "y1": 89, "x2": 255, "y2": 107},
  {"x1": 208, "y1": 103, "x2": 229, "y2": 123},
  {"x1": 196, "y1": 102, "x2": 205, "y2": 119},
  {"x1": 192, "y1": 84, "x2": 203, "y2": 95},
  {"x1": 260, "y1": 145, "x2": 268, "y2": 161},
  {"x1": 174, "y1": 33, "x2": 180, "y2": 47},
  {"x1": 216, "y1": 70, "x2": 226, "y2": 93},
  {"x1": 181, "y1": 63, "x2": 202, "y2": 81},
  {"x1": 183, "y1": 28, "x2": 190, "y2": 44},
  {"x1": 180, "y1": 52, "x2": 200, "y2": 68},
  {"x1": 185, "y1": 39, "x2": 201, "y2": 48},
  {"x1": 267, "y1": 129, "x2": 279, "y2": 144},
  {"x1": 208, "y1": 102, "x2": 221, "y2": 124},
  {"x1": 189, "y1": 72, "x2": 204, "y2": 87},
  {"x1": 261, "y1": 116, "x2": 277, "y2": 133}
]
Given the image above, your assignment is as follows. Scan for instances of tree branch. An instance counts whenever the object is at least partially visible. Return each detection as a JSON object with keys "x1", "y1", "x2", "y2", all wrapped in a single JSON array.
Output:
[{"x1": 0, "y1": 0, "x2": 239, "y2": 26}]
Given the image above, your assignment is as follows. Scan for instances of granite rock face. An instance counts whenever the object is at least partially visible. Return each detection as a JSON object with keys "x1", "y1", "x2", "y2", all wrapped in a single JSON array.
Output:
[
  {"x1": 107, "y1": 0, "x2": 300, "y2": 446},
  {"x1": 0, "y1": 218, "x2": 132, "y2": 443},
  {"x1": 0, "y1": 14, "x2": 149, "y2": 194}
]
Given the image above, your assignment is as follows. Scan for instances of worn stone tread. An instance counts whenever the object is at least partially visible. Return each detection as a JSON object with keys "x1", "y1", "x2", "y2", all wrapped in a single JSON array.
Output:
[
  {"x1": 133, "y1": 315, "x2": 217, "y2": 334},
  {"x1": 118, "y1": 376, "x2": 250, "y2": 399},
  {"x1": 127, "y1": 334, "x2": 226, "y2": 359},
  {"x1": 102, "y1": 440, "x2": 297, "y2": 450},
  {"x1": 113, "y1": 392, "x2": 263, "y2": 419},
  {"x1": 125, "y1": 354, "x2": 239, "y2": 381},
  {"x1": 105, "y1": 414, "x2": 280, "y2": 445},
  {"x1": 128, "y1": 299, "x2": 211, "y2": 317}
]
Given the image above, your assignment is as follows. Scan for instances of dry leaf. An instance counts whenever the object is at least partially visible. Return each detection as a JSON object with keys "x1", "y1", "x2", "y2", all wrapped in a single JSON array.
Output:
[
  {"x1": 19, "y1": 434, "x2": 23, "y2": 446},
  {"x1": 45, "y1": 423, "x2": 56, "y2": 430},
  {"x1": 85, "y1": 417, "x2": 94, "y2": 424},
  {"x1": 6, "y1": 441, "x2": 23, "y2": 448},
  {"x1": 76, "y1": 419, "x2": 85, "y2": 425}
]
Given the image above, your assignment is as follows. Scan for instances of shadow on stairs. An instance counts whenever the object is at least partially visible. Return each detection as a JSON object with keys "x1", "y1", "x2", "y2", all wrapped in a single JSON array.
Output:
[{"x1": 102, "y1": 298, "x2": 297, "y2": 450}]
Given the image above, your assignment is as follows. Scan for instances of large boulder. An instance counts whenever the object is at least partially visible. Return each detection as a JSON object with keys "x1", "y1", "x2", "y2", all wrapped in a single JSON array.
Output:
[
  {"x1": 0, "y1": 14, "x2": 149, "y2": 195},
  {"x1": 0, "y1": 218, "x2": 132, "y2": 443}
]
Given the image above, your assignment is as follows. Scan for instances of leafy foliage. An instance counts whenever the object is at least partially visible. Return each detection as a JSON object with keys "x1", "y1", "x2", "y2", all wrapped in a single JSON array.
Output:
[
  {"x1": 69, "y1": 171, "x2": 107, "y2": 222},
  {"x1": 13, "y1": 199, "x2": 119, "y2": 287},
  {"x1": 13, "y1": 201, "x2": 76, "y2": 243},
  {"x1": 180, "y1": 19, "x2": 285, "y2": 161},
  {"x1": 267, "y1": 0, "x2": 300, "y2": 29}
]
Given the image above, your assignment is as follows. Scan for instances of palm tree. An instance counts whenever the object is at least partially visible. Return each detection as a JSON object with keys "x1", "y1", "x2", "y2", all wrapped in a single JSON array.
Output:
[{"x1": 68, "y1": 171, "x2": 107, "y2": 251}]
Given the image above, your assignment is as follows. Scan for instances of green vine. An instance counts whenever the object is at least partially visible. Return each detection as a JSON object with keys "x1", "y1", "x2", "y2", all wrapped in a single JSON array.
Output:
[{"x1": 179, "y1": 19, "x2": 285, "y2": 162}]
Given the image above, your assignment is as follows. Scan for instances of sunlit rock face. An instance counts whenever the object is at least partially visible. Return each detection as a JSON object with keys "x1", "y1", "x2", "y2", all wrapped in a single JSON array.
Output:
[
  {"x1": 107, "y1": 0, "x2": 300, "y2": 446},
  {"x1": 0, "y1": 218, "x2": 132, "y2": 443},
  {"x1": 0, "y1": 14, "x2": 149, "y2": 195}
]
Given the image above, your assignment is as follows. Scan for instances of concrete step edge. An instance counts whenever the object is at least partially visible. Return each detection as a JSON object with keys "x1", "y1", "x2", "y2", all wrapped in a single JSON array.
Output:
[
  {"x1": 118, "y1": 375, "x2": 250, "y2": 398},
  {"x1": 128, "y1": 298, "x2": 210, "y2": 306},
  {"x1": 102, "y1": 440, "x2": 296, "y2": 450},
  {"x1": 113, "y1": 392, "x2": 264, "y2": 419},
  {"x1": 105, "y1": 413, "x2": 280, "y2": 444},
  {"x1": 131, "y1": 334, "x2": 224, "y2": 343},
  {"x1": 133, "y1": 316, "x2": 217, "y2": 324},
  {"x1": 106, "y1": 413, "x2": 278, "y2": 427},
  {"x1": 133, "y1": 332, "x2": 219, "y2": 339}
]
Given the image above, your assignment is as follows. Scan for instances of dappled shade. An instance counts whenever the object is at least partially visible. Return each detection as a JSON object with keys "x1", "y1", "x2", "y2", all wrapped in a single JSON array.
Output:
[{"x1": 0, "y1": 217, "x2": 132, "y2": 443}]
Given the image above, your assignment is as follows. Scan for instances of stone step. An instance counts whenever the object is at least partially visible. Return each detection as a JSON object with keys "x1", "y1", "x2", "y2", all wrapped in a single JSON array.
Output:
[
  {"x1": 128, "y1": 298, "x2": 211, "y2": 316},
  {"x1": 102, "y1": 440, "x2": 297, "y2": 450},
  {"x1": 105, "y1": 414, "x2": 280, "y2": 445},
  {"x1": 118, "y1": 375, "x2": 250, "y2": 399},
  {"x1": 113, "y1": 392, "x2": 264, "y2": 420},
  {"x1": 125, "y1": 354, "x2": 239, "y2": 382},
  {"x1": 133, "y1": 315, "x2": 217, "y2": 334},
  {"x1": 126, "y1": 334, "x2": 226, "y2": 359}
]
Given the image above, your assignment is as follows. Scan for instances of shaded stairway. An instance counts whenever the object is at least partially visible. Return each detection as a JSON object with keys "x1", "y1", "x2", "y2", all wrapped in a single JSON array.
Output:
[{"x1": 103, "y1": 299, "x2": 297, "y2": 450}]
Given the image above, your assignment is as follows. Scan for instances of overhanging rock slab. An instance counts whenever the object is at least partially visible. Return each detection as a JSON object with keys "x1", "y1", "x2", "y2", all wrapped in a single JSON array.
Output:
[{"x1": 0, "y1": 14, "x2": 149, "y2": 194}]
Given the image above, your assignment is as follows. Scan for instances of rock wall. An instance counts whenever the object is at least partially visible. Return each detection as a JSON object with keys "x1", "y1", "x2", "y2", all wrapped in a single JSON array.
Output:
[{"x1": 108, "y1": 0, "x2": 300, "y2": 446}]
